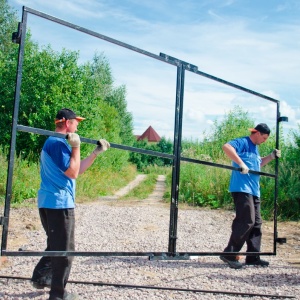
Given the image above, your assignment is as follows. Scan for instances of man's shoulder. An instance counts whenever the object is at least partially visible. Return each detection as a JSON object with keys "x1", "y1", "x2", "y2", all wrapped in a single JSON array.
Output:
[{"x1": 229, "y1": 136, "x2": 249, "y2": 145}]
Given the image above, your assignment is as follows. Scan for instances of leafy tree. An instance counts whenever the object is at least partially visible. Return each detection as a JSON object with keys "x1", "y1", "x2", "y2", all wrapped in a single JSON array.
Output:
[
  {"x1": 0, "y1": 0, "x2": 18, "y2": 56},
  {"x1": 0, "y1": 1, "x2": 134, "y2": 169},
  {"x1": 0, "y1": 0, "x2": 19, "y2": 141},
  {"x1": 200, "y1": 106, "x2": 255, "y2": 161}
]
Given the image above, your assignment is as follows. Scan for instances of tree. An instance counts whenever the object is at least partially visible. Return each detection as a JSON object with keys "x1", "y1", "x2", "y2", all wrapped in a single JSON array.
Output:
[
  {"x1": 0, "y1": 0, "x2": 19, "y2": 142},
  {"x1": 129, "y1": 137, "x2": 173, "y2": 170},
  {"x1": 0, "y1": 1, "x2": 135, "y2": 168}
]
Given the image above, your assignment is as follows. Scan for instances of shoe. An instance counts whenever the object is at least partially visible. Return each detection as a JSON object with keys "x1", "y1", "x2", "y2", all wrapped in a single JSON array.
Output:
[
  {"x1": 31, "y1": 280, "x2": 51, "y2": 289},
  {"x1": 220, "y1": 255, "x2": 243, "y2": 269},
  {"x1": 63, "y1": 291, "x2": 79, "y2": 300},
  {"x1": 245, "y1": 258, "x2": 269, "y2": 267}
]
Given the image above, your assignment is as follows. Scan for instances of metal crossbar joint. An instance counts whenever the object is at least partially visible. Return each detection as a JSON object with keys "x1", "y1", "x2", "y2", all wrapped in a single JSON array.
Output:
[
  {"x1": 12, "y1": 22, "x2": 22, "y2": 44},
  {"x1": 149, "y1": 253, "x2": 190, "y2": 261},
  {"x1": 278, "y1": 116, "x2": 288, "y2": 122},
  {"x1": 159, "y1": 53, "x2": 198, "y2": 71}
]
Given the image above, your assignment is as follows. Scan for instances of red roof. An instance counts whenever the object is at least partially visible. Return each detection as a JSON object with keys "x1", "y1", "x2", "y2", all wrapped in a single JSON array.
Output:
[{"x1": 137, "y1": 126, "x2": 161, "y2": 142}]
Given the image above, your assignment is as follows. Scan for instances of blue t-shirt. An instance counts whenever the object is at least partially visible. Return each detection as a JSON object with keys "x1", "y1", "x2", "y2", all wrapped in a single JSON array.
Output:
[
  {"x1": 228, "y1": 136, "x2": 261, "y2": 197},
  {"x1": 37, "y1": 136, "x2": 76, "y2": 209}
]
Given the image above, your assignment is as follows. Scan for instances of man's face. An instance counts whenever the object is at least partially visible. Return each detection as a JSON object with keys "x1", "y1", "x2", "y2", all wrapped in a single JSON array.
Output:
[
  {"x1": 253, "y1": 132, "x2": 269, "y2": 145},
  {"x1": 66, "y1": 119, "x2": 79, "y2": 133}
]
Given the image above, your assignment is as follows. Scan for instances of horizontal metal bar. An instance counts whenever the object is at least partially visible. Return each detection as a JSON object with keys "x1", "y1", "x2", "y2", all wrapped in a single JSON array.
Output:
[
  {"x1": 180, "y1": 156, "x2": 276, "y2": 178},
  {"x1": 23, "y1": 7, "x2": 177, "y2": 68},
  {"x1": 3, "y1": 250, "x2": 275, "y2": 257},
  {"x1": 0, "y1": 275, "x2": 294, "y2": 298},
  {"x1": 24, "y1": 6, "x2": 281, "y2": 105},
  {"x1": 17, "y1": 125, "x2": 174, "y2": 159},
  {"x1": 194, "y1": 69, "x2": 279, "y2": 103},
  {"x1": 17, "y1": 125, "x2": 276, "y2": 178}
]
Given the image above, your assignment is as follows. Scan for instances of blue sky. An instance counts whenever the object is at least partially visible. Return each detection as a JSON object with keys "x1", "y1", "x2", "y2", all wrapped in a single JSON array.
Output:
[{"x1": 8, "y1": 0, "x2": 300, "y2": 141}]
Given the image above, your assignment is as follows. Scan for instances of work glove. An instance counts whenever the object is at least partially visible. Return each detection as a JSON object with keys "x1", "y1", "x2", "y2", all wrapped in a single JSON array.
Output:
[
  {"x1": 270, "y1": 149, "x2": 281, "y2": 159},
  {"x1": 239, "y1": 162, "x2": 249, "y2": 174},
  {"x1": 93, "y1": 139, "x2": 110, "y2": 156},
  {"x1": 67, "y1": 133, "x2": 81, "y2": 148}
]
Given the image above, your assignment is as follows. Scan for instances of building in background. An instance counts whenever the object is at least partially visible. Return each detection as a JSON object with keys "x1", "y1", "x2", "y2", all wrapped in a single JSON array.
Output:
[{"x1": 136, "y1": 126, "x2": 161, "y2": 143}]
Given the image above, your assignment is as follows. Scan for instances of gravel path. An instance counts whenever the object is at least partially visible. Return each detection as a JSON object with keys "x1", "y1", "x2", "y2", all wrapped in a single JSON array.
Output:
[{"x1": 0, "y1": 175, "x2": 299, "y2": 300}]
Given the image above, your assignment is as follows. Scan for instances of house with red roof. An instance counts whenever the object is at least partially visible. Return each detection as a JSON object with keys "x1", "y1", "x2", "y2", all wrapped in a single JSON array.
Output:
[{"x1": 136, "y1": 126, "x2": 161, "y2": 143}]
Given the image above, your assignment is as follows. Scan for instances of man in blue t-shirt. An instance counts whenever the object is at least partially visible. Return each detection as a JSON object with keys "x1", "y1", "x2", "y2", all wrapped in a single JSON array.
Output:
[
  {"x1": 31, "y1": 108, "x2": 110, "y2": 300},
  {"x1": 219, "y1": 123, "x2": 281, "y2": 269}
]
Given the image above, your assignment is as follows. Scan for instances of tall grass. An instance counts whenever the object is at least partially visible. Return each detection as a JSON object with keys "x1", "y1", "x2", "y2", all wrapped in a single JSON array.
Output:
[
  {"x1": 0, "y1": 148, "x2": 137, "y2": 206},
  {"x1": 76, "y1": 164, "x2": 136, "y2": 202},
  {"x1": 178, "y1": 162, "x2": 232, "y2": 208}
]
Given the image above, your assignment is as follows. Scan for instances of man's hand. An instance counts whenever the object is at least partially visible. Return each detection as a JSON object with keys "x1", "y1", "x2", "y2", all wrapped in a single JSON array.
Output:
[
  {"x1": 239, "y1": 162, "x2": 249, "y2": 174},
  {"x1": 67, "y1": 133, "x2": 81, "y2": 148},
  {"x1": 93, "y1": 139, "x2": 110, "y2": 156},
  {"x1": 270, "y1": 149, "x2": 281, "y2": 159}
]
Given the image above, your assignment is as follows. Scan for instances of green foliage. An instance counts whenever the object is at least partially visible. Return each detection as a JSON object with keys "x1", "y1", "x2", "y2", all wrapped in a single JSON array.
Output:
[
  {"x1": 0, "y1": 3, "x2": 135, "y2": 163},
  {"x1": 129, "y1": 137, "x2": 173, "y2": 171},
  {"x1": 122, "y1": 173, "x2": 158, "y2": 200},
  {"x1": 0, "y1": 147, "x2": 137, "y2": 204},
  {"x1": 176, "y1": 162, "x2": 230, "y2": 208},
  {"x1": 0, "y1": 148, "x2": 40, "y2": 204},
  {"x1": 196, "y1": 106, "x2": 253, "y2": 161},
  {"x1": 76, "y1": 164, "x2": 137, "y2": 202}
]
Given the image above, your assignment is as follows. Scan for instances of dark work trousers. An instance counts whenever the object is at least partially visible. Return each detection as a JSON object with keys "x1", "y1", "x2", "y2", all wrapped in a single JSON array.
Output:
[
  {"x1": 223, "y1": 192, "x2": 262, "y2": 260},
  {"x1": 32, "y1": 208, "x2": 75, "y2": 300}
]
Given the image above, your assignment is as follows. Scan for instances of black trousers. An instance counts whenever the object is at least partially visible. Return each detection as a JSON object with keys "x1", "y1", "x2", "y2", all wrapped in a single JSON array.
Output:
[
  {"x1": 223, "y1": 192, "x2": 262, "y2": 260},
  {"x1": 32, "y1": 208, "x2": 75, "y2": 299}
]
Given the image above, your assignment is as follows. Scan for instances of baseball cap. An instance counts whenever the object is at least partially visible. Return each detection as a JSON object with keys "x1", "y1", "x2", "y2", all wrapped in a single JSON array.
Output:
[
  {"x1": 248, "y1": 123, "x2": 270, "y2": 135},
  {"x1": 55, "y1": 108, "x2": 85, "y2": 124}
]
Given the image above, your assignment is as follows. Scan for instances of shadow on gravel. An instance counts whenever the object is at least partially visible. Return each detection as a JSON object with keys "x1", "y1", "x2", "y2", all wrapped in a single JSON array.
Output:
[{"x1": 79, "y1": 256, "x2": 236, "y2": 270}]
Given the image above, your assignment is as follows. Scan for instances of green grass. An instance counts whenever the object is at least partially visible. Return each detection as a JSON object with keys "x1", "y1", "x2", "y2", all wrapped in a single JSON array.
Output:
[
  {"x1": 0, "y1": 148, "x2": 138, "y2": 206},
  {"x1": 76, "y1": 164, "x2": 137, "y2": 203},
  {"x1": 121, "y1": 173, "x2": 157, "y2": 200}
]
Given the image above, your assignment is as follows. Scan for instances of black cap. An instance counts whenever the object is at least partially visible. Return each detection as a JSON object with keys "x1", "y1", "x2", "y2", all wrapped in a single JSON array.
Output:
[
  {"x1": 249, "y1": 123, "x2": 270, "y2": 135},
  {"x1": 55, "y1": 108, "x2": 85, "y2": 124}
]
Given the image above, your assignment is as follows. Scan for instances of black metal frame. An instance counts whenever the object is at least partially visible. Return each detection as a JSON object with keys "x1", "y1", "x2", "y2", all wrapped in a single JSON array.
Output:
[{"x1": 1, "y1": 6, "x2": 287, "y2": 259}]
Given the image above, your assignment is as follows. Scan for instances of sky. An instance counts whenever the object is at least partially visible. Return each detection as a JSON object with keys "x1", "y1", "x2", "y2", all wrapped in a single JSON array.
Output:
[{"x1": 7, "y1": 0, "x2": 300, "y2": 142}]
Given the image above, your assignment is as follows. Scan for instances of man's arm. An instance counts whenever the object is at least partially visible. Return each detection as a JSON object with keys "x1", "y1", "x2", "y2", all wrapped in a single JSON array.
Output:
[
  {"x1": 222, "y1": 143, "x2": 249, "y2": 174},
  {"x1": 261, "y1": 149, "x2": 281, "y2": 167},
  {"x1": 79, "y1": 139, "x2": 110, "y2": 174},
  {"x1": 223, "y1": 143, "x2": 244, "y2": 165},
  {"x1": 64, "y1": 133, "x2": 81, "y2": 179},
  {"x1": 79, "y1": 152, "x2": 97, "y2": 174}
]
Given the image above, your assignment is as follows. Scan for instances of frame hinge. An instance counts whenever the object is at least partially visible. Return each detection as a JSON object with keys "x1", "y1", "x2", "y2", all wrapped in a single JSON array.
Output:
[
  {"x1": 12, "y1": 22, "x2": 22, "y2": 44},
  {"x1": 276, "y1": 237, "x2": 287, "y2": 244}
]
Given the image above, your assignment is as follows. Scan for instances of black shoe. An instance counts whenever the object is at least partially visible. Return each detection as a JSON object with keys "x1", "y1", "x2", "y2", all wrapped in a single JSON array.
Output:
[
  {"x1": 31, "y1": 280, "x2": 51, "y2": 289},
  {"x1": 245, "y1": 258, "x2": 269, "y2": 267},
  {"x1": 220, "y1": 255, "x2": 243, "y2": 269}
]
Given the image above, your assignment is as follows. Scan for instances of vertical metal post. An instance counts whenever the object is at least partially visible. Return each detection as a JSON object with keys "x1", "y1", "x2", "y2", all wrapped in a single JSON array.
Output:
[
  {"x1": 168, "y1": 64, "x2": 185, "y2": 254},
  {"x1": 273, "y1": 102, "x2": 280, "y2": 254},
  {"x1": 1, "y1": 8, "x2": 27, "y2": 254}
]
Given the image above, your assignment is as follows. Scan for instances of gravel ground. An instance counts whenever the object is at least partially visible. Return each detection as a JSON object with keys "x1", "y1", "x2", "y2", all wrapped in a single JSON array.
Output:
[{"x1": 0, "y1": 175, "x2": 299, "y2": 300}]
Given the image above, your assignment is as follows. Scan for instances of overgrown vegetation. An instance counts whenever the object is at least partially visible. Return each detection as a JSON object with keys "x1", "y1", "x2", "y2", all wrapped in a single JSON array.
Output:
[
  {"x1": 0, "y1": 147, "x2": 137, "y2": 205},
  {"x1": 129, "y1": 137, "x2": 173, "y2": 171}
]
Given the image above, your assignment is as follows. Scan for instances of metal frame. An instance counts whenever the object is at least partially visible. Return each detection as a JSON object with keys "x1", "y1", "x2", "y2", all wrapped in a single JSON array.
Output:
[{"x1": 1, "y1": 6, "x2": 287, "y2": 259}]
